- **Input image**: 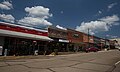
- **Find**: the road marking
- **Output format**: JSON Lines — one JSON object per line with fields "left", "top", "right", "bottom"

{"left": 115, "top": 61, "right": 120, "bottom": 66}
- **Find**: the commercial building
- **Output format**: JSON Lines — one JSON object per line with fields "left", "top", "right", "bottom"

{"left": 110, "top": 38, "right": 120, "bottom": 49}
{"left": 48, "top": 26, "right": 69, "bottom": 52}
{"left": 83, "top": 33, "right": 94, "bottom": 48}
{"left": 67, "top": 28, "right": 84, "bottom": 52}
{"left": 0, "top": 22, "right": 53, "bottom": 56}
{"left": 0, "top": 22, "right": 115, "bottom": 56}
{"left": 93, "top": 36, "right": 103, "bottom": 49}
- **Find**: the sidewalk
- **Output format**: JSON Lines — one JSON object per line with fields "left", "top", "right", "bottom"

{"left": 0, "top": 55, "right": 53, "bottom": 61}
{"left": 0, "top": 51, "right": 80, "bottom": 60}
{"left": 0, "top": 50, "right": 115, "bottom": 61}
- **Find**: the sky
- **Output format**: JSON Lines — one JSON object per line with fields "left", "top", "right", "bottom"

{"left": 0, "top": 0, "right": 120, "bottom": 39}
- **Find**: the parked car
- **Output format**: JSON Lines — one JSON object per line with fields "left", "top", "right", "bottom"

{"left": 118, "top": 48, "right": 120, "bottom": 51}
{"left": 85, "top": 47, "right": 100, "bottom": 52}
{"left": 116, "top": 46, "right": 120, "bottom": 51}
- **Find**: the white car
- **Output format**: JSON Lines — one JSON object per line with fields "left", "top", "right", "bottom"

{"left": 118, "top": 48, "right": 120, "bottom": 51}
{"left": 116, "top": 46, "right": 120, "bottom": 51}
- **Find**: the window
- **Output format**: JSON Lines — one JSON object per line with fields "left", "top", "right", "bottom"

{"left": 73, "top": 34, "right": 79, "bottom": 38}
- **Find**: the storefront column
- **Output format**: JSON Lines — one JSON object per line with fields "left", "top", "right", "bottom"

{"left": 44, "top": 42, "right": 48, "bottom": 55}
{"left": 0, "top": 36, "right": 5, "bottom": 56}
{"left": 66, "top": 43, "right": 69, "bottom": 52}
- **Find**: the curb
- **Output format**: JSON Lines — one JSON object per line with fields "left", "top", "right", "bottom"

{"left": 0, "top": 55, "right": 51, "bottom": 61}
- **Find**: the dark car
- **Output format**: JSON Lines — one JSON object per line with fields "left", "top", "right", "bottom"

{"left": 85, "top": 47, "right": 100, "bottom": 52}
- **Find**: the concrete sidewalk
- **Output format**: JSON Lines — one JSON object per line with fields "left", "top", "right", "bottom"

{"left": 0, "top": 55, "right": 53, "bottom": 61}
{"left": 0, "top": 52, "right": 78, "bottom": 60}
{"left": 0, "top": 50, "right": 116, "bottom": 61}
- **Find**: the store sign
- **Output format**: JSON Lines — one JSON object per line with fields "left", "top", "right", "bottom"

{"left": 48, "top": 28, "right": 67, "bottom": 39}
{"left": 0, "top": 46, "right": 3, "bottom": 55}
{"left": 59, "top": 39, "right": 69, "bottom": 43}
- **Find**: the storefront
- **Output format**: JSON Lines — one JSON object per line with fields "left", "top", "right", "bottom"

{"left": 83, "top": 33, "right": 94, "bottom": 48}
{"left": 110, "top": 38, "right": 120, "bottom": 49}
{"left": 48, "top": 26, "right": 69, "bottom": 52}
{"left": 93, "top": 36, "right": 102, "bottom": 49}
{"left": 67, "top": 28, "right": 84, "bottom": 52}
{"left": 0, "top": 22, "right": 53, "bottom": 56}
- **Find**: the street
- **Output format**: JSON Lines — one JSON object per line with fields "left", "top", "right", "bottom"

{"left": 0, "top": 50, "right": 120, "bottom": 72}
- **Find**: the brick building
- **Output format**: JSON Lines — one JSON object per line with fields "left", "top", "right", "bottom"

{"left": 48, "top": 26, "right": 69, "bottom": 52}
{"left": 67, "top": 28, "right": 84, "bottom": 52}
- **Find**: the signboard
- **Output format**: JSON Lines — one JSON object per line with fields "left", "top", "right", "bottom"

{"left": 48, "top": 28, "right": 67, "bottom": 39}
{"left": 0, "top": 46, "right": 3, "bottom": 55}
{"left": 59, "top": 39, "right": 69, "bottom": 43}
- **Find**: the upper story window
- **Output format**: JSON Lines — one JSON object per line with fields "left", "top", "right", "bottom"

{"left": 73, "top": 34, "right": 79, "bottom": 38}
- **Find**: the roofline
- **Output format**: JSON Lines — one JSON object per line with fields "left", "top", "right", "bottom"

{"left": 0, "top": 29, "right": 52, "bottom": 41}
{"left": 0, "top": 21, "right": 48, "bottom": 32}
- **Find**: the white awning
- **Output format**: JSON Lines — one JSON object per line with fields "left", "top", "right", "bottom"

{"left": 0, "top": 29, "right": 53, "bottom": 41}
{"left": 59, "top": 39, "right": 69, "bottom": 43}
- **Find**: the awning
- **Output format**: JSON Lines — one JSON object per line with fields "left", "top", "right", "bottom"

{"left": 0, "top": 29, "right": 53, "bottom": 41}
{"left": 59, "top": 39, "right": 69, "bottom": 43}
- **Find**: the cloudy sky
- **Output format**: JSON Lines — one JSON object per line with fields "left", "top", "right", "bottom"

{"left": 0, "top": 0, "right": 120, "bottom": 38}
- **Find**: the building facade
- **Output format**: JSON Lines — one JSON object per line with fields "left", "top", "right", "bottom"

{"left": 67, "top": 28, "right": 84, "bottom": 52}
{"left": 0, "top": 22, "right": 115, "bottom": 56}
{"left": 110, "top": 38, "right": 120, "bottom": 49}
{"left": 83, "top": 33, "right": 94, "bottom": 48}
{"left": 48, "top": 26, "right": 69, "bottom": 52}
{"left": 0, "top": 22, "right": 52, "bottom": 56}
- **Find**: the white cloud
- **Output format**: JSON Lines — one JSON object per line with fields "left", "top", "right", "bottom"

{"left": 99, "top": 15, "right": 119, "bottom": 25}
{"left": 95, "top": 10, "right": 102, "bottom": 16}
{"left": 108, "top": 3, "right": 117, "bottom": 10}
{"left": 98, "top": 11, "right": 102, "bottom": 14}
{"left": 0, "top": 14, "right": 15, "bottom": 23}
{"left": 111, "top": 35, "right": 118, "bottom": 38}
{"left": 106, "top": 34, "right": 110, "bottom": 37}
{"left": 25, "top": 6, "right": 52, "bottom": 19}
{"left": 76, "top": 15, "right": 119, "bottom": 35}
{"left": 0, "top": 1, "right": 13, "bottom": 10}
{"left": 60, "top": 11, "right": 64, "bottom": 14}
{"left": 18, "top": 6, "right": 53, "bottom": 26}
{"left": 56, "top": 25, "right": 67, "bottom": 30}
{"left": 18, "top": 17, "right": 52, "bottom": 26}
{"left": 107, "top": 34, "right": 118, "bottom": 38}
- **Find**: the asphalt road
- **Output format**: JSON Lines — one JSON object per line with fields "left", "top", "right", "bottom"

{"left": 0, "top": 50, "right": 120, "bottom": 72}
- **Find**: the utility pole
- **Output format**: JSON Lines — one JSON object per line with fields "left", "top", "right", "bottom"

{"left": 88, "top": 28, "right": 90, "bottom": 47}
{"left": 105, "top": 37, "right": 106, "bottom": 47}
{"left": 105, "top": 35, "right": 108, "bottom": 48}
